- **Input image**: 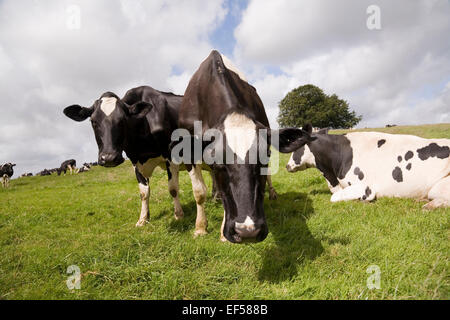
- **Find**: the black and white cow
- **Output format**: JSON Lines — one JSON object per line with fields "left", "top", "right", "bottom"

{"left": 1, "top": 163, "right": 16, "bottom": 188}
{"left": 57, "top": 159, "right": 77, "bottom": 176}
{"left": 286, "top": 124, "right": 450, "bottom": 209}
{"left": 38, "top": 169, "right": 52, "bottom": 176}
{"left": 20, "top": 173, "right": 33, "bottom": 178}
{"left": 77, "top": 163, "right": 91, "bottom": 173}
{"left": 64, "top": 86, "right": 190, "bottom": 227}
{"left": 173, "top": 51, "right": 313, "bottom": 243}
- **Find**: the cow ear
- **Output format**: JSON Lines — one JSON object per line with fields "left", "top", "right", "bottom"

{"left": 272, "top": 127, "right": 317, "bottom": 153}
{"left": 128, "top": 101, "right": 153, "bottom": 118}
{"left": 64, "top": 105, "right": 93, "bottom": 122}
{"left": 12, "top": 164, "right": 16, "bottom": 167}
{"left": 302, "top": 123, "right": 313, "bottom": 134}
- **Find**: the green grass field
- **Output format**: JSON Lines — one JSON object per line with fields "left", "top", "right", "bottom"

{"left": 1, "top": 124, "right": 449, "bottom": 300}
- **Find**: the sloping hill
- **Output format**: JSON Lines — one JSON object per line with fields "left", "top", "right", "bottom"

{"left": 0, "top": 124, "right": 448, "bottom": 299}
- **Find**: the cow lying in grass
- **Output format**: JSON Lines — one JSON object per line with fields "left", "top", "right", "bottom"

{"left": 77, "top": 163, "right": 91, "bottom": 173}
{"left": 1, "top": 163, "right": 16, "bottom": 188}
{"left": 286, "top": 124, "right": 450, "bottom": 209}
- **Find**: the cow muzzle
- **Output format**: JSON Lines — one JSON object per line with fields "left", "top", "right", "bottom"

{"left": 225, "top": 216, "right": 268, "bottom": 243}
{"left": 98, "top": 153, "right": 124, "bottom": 167}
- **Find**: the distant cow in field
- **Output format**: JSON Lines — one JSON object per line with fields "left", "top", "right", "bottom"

{"left": 20, "top": 173, "right": 33, "bottom": 177}
{"left": 1, "top": 163, "right": 16, "bottom": 188}
{"left": 77, "top": 163, "right": 91, "bottom": 173}
{"left": 38, "top": 169, "right": 52, "bottom": 176}
{"left": 57, "top": 159, "right": 77, "bottom": 176}
{"left": 286, "top": 124, "right": 450, "bottom": 209}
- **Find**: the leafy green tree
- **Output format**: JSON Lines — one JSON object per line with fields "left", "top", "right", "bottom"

{"left": 277, "top": 84, "right": 362, "bottom": 129}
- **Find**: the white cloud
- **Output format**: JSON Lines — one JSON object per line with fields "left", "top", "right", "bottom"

{"left": 0, "top": 0, "right": 226, "bottom": 176}
{"left": 234, "top": 0, "right": 450, "bottom": 128}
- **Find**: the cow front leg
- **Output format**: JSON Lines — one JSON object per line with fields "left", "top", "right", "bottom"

{"left": 330, "top": 184, "right": 374, "bottom": 203}
{"left": 167, "top": 162, "right": 184, "bottom": 220}
{"left": 220, "top": 212, "right": 228, "bottom": 242}
{"left": 1, "top": 175, "right": 7, "bottom": 188}
{"left": 188, "top": 165, "right": 208, "bottom": 237}
{"left": 135, "top": 168, "right": 150, "bottom": 227}
{"left": 423, "top": 176, "right": 450, "bottom": 210}
{"left": 210, "top": 171, "right": 221, "bottom": 201}
{"left": 327, "top": 180, "right": 343, "bottom": 194}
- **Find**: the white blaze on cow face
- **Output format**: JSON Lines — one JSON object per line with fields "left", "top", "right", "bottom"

{"left": 224, "top": 112, "right": 256, "bottom": 162}
{"left": 100, "top": 97, "right": 117, "bottom": 116}
{"left": 220, "top": 54, "right": 248, "bottom": 83}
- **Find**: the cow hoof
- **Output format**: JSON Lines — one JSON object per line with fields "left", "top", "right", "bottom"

{"left": 220, "top": 235, "right": 229, "bottom": 243}
{"left": 135, "top": 220, "right": 149, "bottom": 227}
{"left": 193, "top": 229, "right": 208, "bottom": 238}
{"left": 174, "top": 211, "right": 184, "bottom": 221}
{"left": 269, "top": 189, "right": 278, "bottom": 200}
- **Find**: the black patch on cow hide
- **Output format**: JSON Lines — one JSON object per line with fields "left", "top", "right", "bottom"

{"left": 308, "top": 134, "right": 353, "bottom": 188}
{"left": 406, "top": 163, "right": 412, "bottom": 171}
{"left": 398, "top": 156, "right": 402, "bottom": 162}
{"left": 417, "top": 143, "right": 450, "bottom": 160}
{"left": 392, "top": 167, "right": 403, "bottom": 183}
{"left": 135, "top": 167, "right": 148, "bottom": 186}
{"left": 405, "top": 151, "right": 414, "bottom": 161}
{"left": 377, "top": 139, "right": 386, "bottom": 148}
{"left": 348, "top": 182, "right": 351, "bottom": 186}
{"left": 292, "top": 147, "right": 305, "bottom": 165}
{"left": 354, "top": 167, "right": 364, "bottom": 180}
{"left": 166, "top": 161, "right": 172, "bottom": 181}
{"left": 365, "top": 187, "right": 372, "bottom": 197}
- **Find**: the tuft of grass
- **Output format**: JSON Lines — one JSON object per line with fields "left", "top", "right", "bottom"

{"left": 0, "top": 124, "right": 449, "bottom": 299}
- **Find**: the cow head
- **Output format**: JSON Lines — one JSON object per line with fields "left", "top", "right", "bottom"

{"left": 1, "top": 163, "right": 16, "bottom": 177}
{"left": 286, "top": 124, "right": 328, "bottom": 172}
{"left": 171, "top": 114, "right": 315, "bottom": 243}
{"left": 64, "top": 92, "right": 153, "bottom": 167}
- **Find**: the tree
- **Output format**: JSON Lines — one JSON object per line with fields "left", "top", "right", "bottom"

{"left": 277, "top": 84, "right": 362, "bottom": 129}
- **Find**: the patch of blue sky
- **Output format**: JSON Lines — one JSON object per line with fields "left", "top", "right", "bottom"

{"left": 210, "top": 0, "right": 249, "bottom": 57}
{"left": 410, "top": 76, "right": 450, "bottom": 102}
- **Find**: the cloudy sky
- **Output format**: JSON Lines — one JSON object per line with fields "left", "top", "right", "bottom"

{"left": 1, "top": 0, "right": 449, "bottom": 176}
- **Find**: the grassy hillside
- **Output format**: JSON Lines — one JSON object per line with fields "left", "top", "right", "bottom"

{"left": 332, "top": 123, "right": 450, "bottom": 139}
{"left": 0, "top": 124, "right": 449, "bottom": 299}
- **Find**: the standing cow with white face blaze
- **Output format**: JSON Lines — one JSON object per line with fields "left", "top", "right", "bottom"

{"left": 64, "top": 86, "right": 189, "bottom": 226}
{"left": 286, "top": 124, "right": 450, "bottom": 209}
{"left": 173, "top": 51, "right": 314, "bottom": 243}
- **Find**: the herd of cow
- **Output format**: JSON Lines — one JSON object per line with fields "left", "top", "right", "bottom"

{"left": 0, "top": 160, "right": 98, "bottom": 187}
{"left": 35, "top": 160, "right": 98, "bottom": 177}
{"left": 3, "top": 50, "right": 450, "bottom": 244}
